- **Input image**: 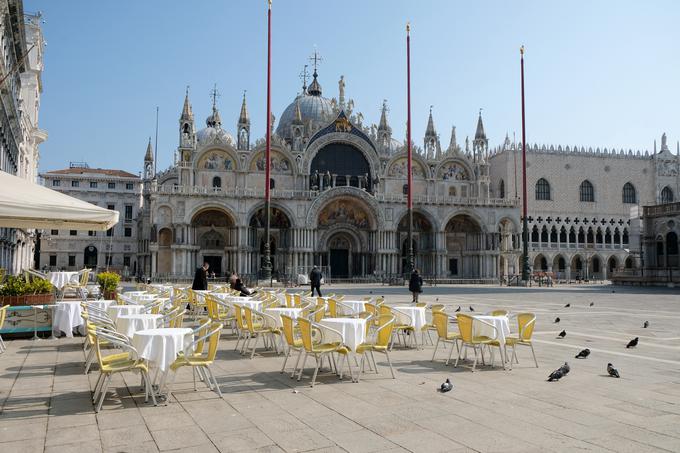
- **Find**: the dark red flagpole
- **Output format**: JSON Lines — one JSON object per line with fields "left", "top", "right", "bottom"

{"left": 261, "top": 0, "right": 273, "bottom": 281}
{"left": 406, "top": 22, "right": 414, "bottom": 275}
{"left": 520, "top": 45, "right": 529, "bottom": 283}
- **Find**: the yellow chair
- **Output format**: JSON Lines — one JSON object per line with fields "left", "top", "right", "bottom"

{"left": 169, "top": 322, "right": 224, "bottom": 397}
{"left": 327, "top": 298, "right": 340, "bottom": 318}
{"left": 0, "top": 305, "right": 8, "bottom": 353}
{"left": 91, "top": 328, "right": 156, "bottom": 412}
{"left": 505, "top": 313, "right": 538, "bottom": 369}
{"left": 355, "top": 314, "right": 396, "bottom": 381}
{"left": 243, "top": 307, "right": 278, "bottom": 359}
{"left": 296, "top": 318, "right": 353, "bottom": 387}
{"left": 205, "top": 294, "right": 236, "bottom": 332}
{"left": 455, "top": 314, "right": 502, "bottom": 371}
{"left": 430, "top": 311, "right": 461, "bottom": 365}
{"left": 280, "top": 314, "right": 304, "bottom": 377}
{"left": 421, "top": 304, "right": 445, "bottom": 345}
{"left": 490, "top": 309, "right": 508, "bottom": 316}
{"left": 390, "top": 306, "right": 417, "bottom": 349}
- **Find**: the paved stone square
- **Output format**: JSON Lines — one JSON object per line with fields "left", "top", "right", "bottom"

{"left": 1, "top": 284, "right": 679, "bottom": 453}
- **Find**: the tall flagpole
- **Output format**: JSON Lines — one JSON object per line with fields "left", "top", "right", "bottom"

{"left": 520, "top": 46, "right": 530, "bottom": 283}
{"left": 261, "top": 0, "right": 273, "bottom": 281}
{"left": 406, "top": 22, "right": 414, "bottom": 276}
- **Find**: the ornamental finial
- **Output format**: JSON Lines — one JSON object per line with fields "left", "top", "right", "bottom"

{"left": 406, "top": 22, "right": 410, "bottom": 33}
{"left": 520, "top": 45, "right": 524, "bottom": 55}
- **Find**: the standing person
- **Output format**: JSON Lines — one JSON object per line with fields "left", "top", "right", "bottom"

{"left": 192, "top": 262, "right": 209, "bottom": 291}
{"left": 409, "top": 268, "right": 423, "bottom": 303}
{"left": 309, "top": 265, "right": 323, "bottom": 297}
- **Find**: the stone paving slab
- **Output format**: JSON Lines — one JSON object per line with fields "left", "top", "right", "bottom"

{"left": 1, "top": 284, "right": 679, "bottom": 452}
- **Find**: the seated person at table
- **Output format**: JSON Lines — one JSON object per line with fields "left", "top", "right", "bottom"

{"left": 192, "top": 262, "right": 209, "bottom": 290}
{"left": 230, "top": 272, "right": 254, "bottom": 297}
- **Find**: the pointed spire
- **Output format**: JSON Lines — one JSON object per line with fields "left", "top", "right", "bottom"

{"left": 378, "top": 99, "right": 390, "bottom": 131}
{"left": 448, "top": 125, "right": 458, "bottom": 152}
{"left": 475, "top": 109, "right": 486, "bottom": 140}
{"left": 293, "top": 97, "right": 303, "bottom": 125}
{"left": 238, "top": 91, "right": 250, "bottom": 125}
{"left": 180, "top": 86, "right": 193, "bottom": 120}
{"left": 308, "top": 70, "right": 322, "bottom": 96}
{"left": 144, "top": 137, "right": 154, "bottom": 162}
{"left": 425, "top": 106, "right": 436, "bottom": 137}
{"left": 206, "top": 84, "right": 222, "bottom": 127}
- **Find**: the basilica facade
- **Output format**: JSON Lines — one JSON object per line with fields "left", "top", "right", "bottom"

{"left": 137, "top": 70, "right": 520, "bottom": 280}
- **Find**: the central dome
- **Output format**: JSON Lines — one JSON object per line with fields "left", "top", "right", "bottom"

{"left": 276, "top": 74, "right": 334, "bottom": 141}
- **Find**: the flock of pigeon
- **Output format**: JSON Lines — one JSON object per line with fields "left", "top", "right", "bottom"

{"left": 548, "top": 301, "right": 645, "bottom": 381}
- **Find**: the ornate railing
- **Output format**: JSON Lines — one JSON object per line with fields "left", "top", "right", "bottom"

{"left": 643, "top": 202, "right": 680, "bottom": 218}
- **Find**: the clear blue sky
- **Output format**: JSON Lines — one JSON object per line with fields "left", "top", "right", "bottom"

{"left": 31, "top": 0, "right": 680, "bottom": 174}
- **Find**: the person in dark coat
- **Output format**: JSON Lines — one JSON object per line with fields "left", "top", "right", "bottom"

{"left": 309, "top": 265, "right": 323, "bottom": 296}
{"left": 409, "top": 269, "right": 423, "bottom": 303}
{"left": 230, "top": 272, "right": 252, "bottom": 297}
{"left": 192, "top": 262, "right": 209, "bottom": 290}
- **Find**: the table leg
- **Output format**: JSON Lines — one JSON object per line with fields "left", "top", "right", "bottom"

{"left": 32, "top": 306, "right": 41, "bottom": 341}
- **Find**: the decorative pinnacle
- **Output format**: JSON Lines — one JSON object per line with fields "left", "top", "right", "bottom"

{"left": 406, "top": 22, "right": 410, "bottom": 34}
{"left": 268, "top": 0, "right": 271, "bottom": 9}
{"left": 520, "top": 45, "right": 524, "bottom": 56}
{"left": 309, "top": 47, "right": 322, "bottom": 75}
{"left": 299, "top": 64, "right": 309, "bottom": 92}
{"left": 209, "top": 84, "right": 220, "bottom": 110}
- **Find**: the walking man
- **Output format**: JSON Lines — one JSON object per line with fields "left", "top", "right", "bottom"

{"left": 309, "top": 265, "right": 323, "bottom": 297}
{"left": 409, "top": 268, "right": 423, "bottom": 303}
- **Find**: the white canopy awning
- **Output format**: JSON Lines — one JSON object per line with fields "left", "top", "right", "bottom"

{"left": 0, "top": 171, "right": 119, "bottom": 231}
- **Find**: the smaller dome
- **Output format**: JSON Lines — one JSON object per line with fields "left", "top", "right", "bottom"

{"left": 196, "top": 126, "right": 234, "bottom": 147}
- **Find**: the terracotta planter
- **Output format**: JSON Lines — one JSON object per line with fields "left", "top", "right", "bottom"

{"left": 0, "top": 293, "right": 54, "bottom": 306}
{"left": 104, "top": 290, "right": 117, "bottom": 300}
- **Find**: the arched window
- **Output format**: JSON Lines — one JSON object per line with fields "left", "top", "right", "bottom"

{"left": 531, "top": 225, "right": 539, "bottom": 243}
{"left": 550, "top": 226, "right": 558, "bottom": 243}
{"left": 667, "top": 232, "right": 679, "bottom": 256}
{"left": 661, "top": 186, "right": 674, "bottom": 204}
{"left": 448, "top": 186, "right": 457, "bottom": 197}
{"left": 212, "top": 176, "right": 221, "bottom": 188}
{"left": 613, "top": 228, "right": 621, "bottom": 244}
{"left": 270, "top": 178, "right": 275, "bottom": 189}
{"left": 540, "top": 226, "right": 549, "bottom": 243}
{"left": 580, "top": 180, "right": 594, "bottom": 202}
{"left": 596, "top": 228, "right": 603, "bottom": 244}
{"left": 559, "top": 227, "right": 567, "bottom": 243}
{"left": 623, "top": 228, "right": 629, "bottom": 245}
{"left": 499, "top": 179, "right": 505, "bottom": 199}
{"left": 535, "top": 178, "right": 550, "bottom": 200}
{"left": 568, "top": 227, "right": 576, "bottom": 243}
{"left": 622, "top": 182, "right": 636, "bottom": 204}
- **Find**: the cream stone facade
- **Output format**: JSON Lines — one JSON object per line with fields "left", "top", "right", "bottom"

{"left": 0, "top": 2, "right": 47, "bottom": 274}
{"left": 489, "top": 133, "right": 679, "bottom": 280}
{"left": 138, "top": 71, "right": 519, "bottom": 281}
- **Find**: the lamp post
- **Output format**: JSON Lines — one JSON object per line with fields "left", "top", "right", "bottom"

{"left": 405, "top": 22, "right": 414, "bottom": 277}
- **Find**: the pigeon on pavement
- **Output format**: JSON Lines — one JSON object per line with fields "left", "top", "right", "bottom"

{"left": 607, "top": 363, "right": 620, "bottom": 378}
{"left": 558, "top": 330, "right": 567, "bottom": 338}
{"left": 589, "top": 302, "right": 594, "bottom": 307}
{"left": 575, "top": 348, "right": 590, "bottom": 359}
{"left": 547, "top": 363, "right": 570, "bottom": 382}
{"left": 643, "top": 321, "right": 649, "bottom": 328}
{"left": 469, "top": 306, "right": 475, "bottom": 312}
{"left": 455, "top": 306, "right": 461, "bottom": 312}
{"left": 564, "top": 303, "right": 571, "bottom": 308}
{"left": 554, "top": 317, "right": 560, "bottom": 323}
{"left": 626, "top": 337, "right": 639, "bottom": 348}
{"left": 438, "top": 378, "right": 453, "bottom": 393}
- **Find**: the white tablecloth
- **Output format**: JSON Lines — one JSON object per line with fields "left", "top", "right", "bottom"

{"left": 116, "top": 314, "right": 163, "bottom": 338}
{"left": 229, "top": 299, "right": 262, "bottom": 311}
{"left": 132, "top": 328, "right": 193, "bottom": 372}
{"left": 339, "top": 300, "right": 366, "bottom": 315}
{"left": 212, "top": 293, "right": 254, "bottom": 303}
{"left": 85, "top": 300, "right": 115, "bottom": 312}
{"left": 107, "top": 304, "right": 144, "bottom": 321}
{"left": 391, "top": 306, "right": 427, "bottom": 331}
{"left": 319, "top": 318, "right": 367, "bottom": 352}
{"left": 47, "top": 271, "right": 80, "bottom": 290}
{"left": 472, "top": 315, "right": 510, "bottom": 345}
{"left": 52, "top": 301, "right": 84, "bottom": 337}
{"left": 264, "top": 307, "right": 304, "bottom": 328}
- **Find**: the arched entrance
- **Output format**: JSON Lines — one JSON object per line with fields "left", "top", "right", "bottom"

{"left": 191, "top": 208, "right": 236, "bottom": 277}
{"left": 533, "top": 254, "right": 547, "bottom": 272}
{"left": 84, "top": 245, "right": 97, "bottom": 269}
{"left": 249, "top": 206, "right": 291, "bottom": 277}
{"left": 445, "top": 214, "right": 490, "bottom": 278}
{"left": 316, "top": 196, "right": 375, "bottom": 278}
{"left": 310, "top": 142, "right": 372, "bottom": 191}
{"left": 571, "top": 255, "right": 583, "bottom": 279}
{"left": 553, "top": 255, "right": 566, "bottom": 273}
{"left": 607, "top": 256, "right": 618, "bottom": 274}
{"left": 397, "top": 212, "right": 434, "bottom": 274}
{"left": 592, "top": 256, "right": 602, "bottom": 280}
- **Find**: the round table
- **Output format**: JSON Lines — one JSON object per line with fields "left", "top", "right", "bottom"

{"left": 52, "top": 301, "right": 84, "bottom": 337}
{"left": 264, "top": 307, "right": 304, "bottom": 328}
{"left": 230, "top": 299, "right": 262, "bottom": 311}
{"left": 132, "top": 328, "right": 194, "bottom": 372}
{"left": 47, "top": 271, "right": 81, "bottom": 290}
{"left": 339, "top": 300, "right": 366, "bottom": 315}
{"left": 391, "top": 306, "right": 427, "bottom": 331}
{"left": 319, "top": 318, "right": 367, "bottom": 352}
{"left": 472, "top": 315, "right": 510, "bottom": 346}
{"left": 116, "top": 314, "right": 163, "bottom": 338}
{"left": 85, "top": 300, "right": 115, "bottom": 312}
{"left": 107, "top": 304, "right": 144, "bottom": 321}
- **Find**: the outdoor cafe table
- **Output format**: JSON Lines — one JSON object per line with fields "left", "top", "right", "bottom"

{"left": 46, "top": 271, "right": 81, "bottom": 290}
{"left": 264, "top": 307, "right": 304, "bottom": 328}
{"left": 472, "top": 314, "right": 510, "bottom": 347}
{"left": 132, "top": 327, "right": 194, "bottom": 393}
{"left": 319, "top": 317, "right": 367, "bottom": 352}
{"left": 116, "top": 313, "right": 163, "bottom": 338}
{"left": 107, "top": 304, "right": 144, "bottom": 322}
{"left": 85, "top": 299, "right": 115, "bottom": 312}
{"left": 52, "top": 300, "right": 84, "bottom": 337}
{"left": 391, "top": 305, "right": 427, "bottom": 331}
{"left": 339, "top": 300, "right": 366, "bottom": 315}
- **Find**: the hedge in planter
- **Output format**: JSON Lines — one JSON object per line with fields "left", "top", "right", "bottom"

{"left": 0, "top": 276, "right": 55, "bottom": 306}
{"left": 97, "top": 272, "right": 121, "bottom": 299}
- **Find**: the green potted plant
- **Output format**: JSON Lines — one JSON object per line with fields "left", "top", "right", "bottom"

{"left": 97, "top": 271, "right": 121, "bottom": 300}
{"left": 0, "top": 275, "right": 54, "bottom": 305}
